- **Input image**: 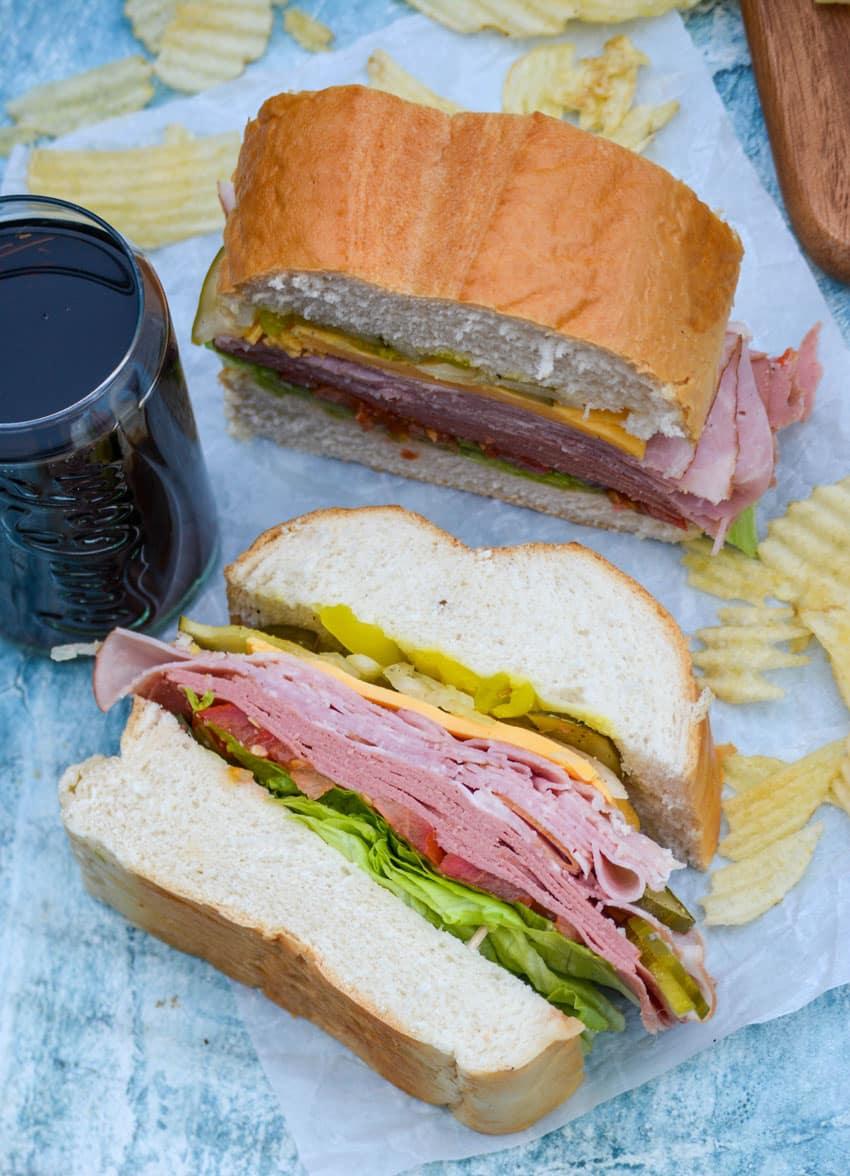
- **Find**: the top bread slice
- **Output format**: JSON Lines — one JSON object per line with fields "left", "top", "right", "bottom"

{"left": 225, "top": 507, "right": 721, "bottom": 868}
{"left": 59, "top": 698, "right": 584, "bottom": 1133}
{"left": 219, "top": 85, "right": 742, "bottom": 442}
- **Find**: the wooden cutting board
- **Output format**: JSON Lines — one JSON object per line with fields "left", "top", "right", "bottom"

{"left": 741, "top": 0, "right": 850, "bottom": 284}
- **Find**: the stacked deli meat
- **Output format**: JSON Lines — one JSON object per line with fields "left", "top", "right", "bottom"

{"left": 216, "top": 324, "right": 820, "bottom": 544}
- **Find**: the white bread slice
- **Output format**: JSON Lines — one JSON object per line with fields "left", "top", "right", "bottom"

{"left": 59, "top": 699, "right": 584, "bottom": 1133}
{"left": 225, "top": 507, "right": 721, "bottom": 868}
{"left": 222, "top": 366, "right": 696, "bottom": 544}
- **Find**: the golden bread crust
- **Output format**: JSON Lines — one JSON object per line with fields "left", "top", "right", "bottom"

{"left": 222, "top": 86, "right": 743, "bottom": 438}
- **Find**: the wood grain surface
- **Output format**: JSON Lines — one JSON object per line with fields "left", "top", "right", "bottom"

{"left": 741, "top": 0, "right": 850, "bottom": 283}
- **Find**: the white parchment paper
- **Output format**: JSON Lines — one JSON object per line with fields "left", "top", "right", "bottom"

{"left": 7, "top": 12, "right": 850, "bottom": 1174}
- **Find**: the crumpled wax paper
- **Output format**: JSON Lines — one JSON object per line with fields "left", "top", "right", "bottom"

{"left": 7, "top": 11, "right": 850, "bottom": 1174}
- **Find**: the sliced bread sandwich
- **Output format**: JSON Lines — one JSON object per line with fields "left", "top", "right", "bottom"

{"left": 225, "top": 506, "right": 721, "bottom": 868}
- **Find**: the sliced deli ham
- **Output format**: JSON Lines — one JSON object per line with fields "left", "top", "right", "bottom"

{"left": 795, "top": 325, "right": 822, "bottom": 421}
{"left": 673, "top": 338, "right": 741, "bottom": 503}
{"left": 642, "top": 432, "right": 695, "bottom": 481}
{"left": 730, "top": 340, "right": 775, "bottom": 500}
{"left": 437, "top": 854, "right": 535, "bottom": 904}
{"left": 93, "top": 628, "right": 193, "bottom": 711}
{"left": 95, "top": 632, "right": 710, "bottom": 1031}
{"left": 216, "top": 322, "right": 821, "bottom": 543}
{"left": 752, "top": 323, "right": 822, "bottom": 429}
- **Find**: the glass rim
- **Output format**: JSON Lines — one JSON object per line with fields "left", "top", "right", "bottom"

{"left": 0, "top": 193, "right": 145, "bottom": 434}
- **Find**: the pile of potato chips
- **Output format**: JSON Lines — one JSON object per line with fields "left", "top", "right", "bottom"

{"left": 403, "top": 0, "right": 697, "bottom": 37}
{"left": 686, "top": 476, "right": 850, "bottom": 707}
{"left": 502, "top": 34, "right": 678, "bottom": 151}
{"left": 6, "top": 56, "right": 156, "bottom": 137}
{"left": 2, "top": 2, "right": 279, "bottom": 147}
{"left": 153, "top": 1, "right": 274, "bottom": 93}
{"left": 1, "top": 0, "right": 691, "bottom": 155}
{"left": 128, "top": 0, "right": 331, "bottom": 87}
{"left": 28, "top": 125, "right": 240, "bottom": 250}
{"left": 702, "top": 741, "right": 847, "bottom": 925}
{"left": 3, "top": 0, "right": 340, "bottom": 248}
{"left": 686, "top": 476, "right": 850, "bottom": 924}
{"left": 367, "top": 34, "right": 679, "bottom": 153}
{"left": 691, "top": 604, "right": 810, "bottom": 704}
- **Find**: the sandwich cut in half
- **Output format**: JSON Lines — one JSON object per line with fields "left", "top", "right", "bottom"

{"left": 61, "top": 510, "right": 717, "bottom": 1132}
{"left": 196, "top": 85, "right": 822, "bottom": 552}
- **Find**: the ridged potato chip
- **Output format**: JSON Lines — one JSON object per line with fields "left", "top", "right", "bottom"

{"left": 284, "top": 8, "right": 334, "bottom": 51}
{"left": 797, "top": 607, "right": 850, "bottom": 710}
{"left": 715, "top": 741, "right": 737, "bottom": 764}
{"left": 605, "top": 100, "right": 678, "bottom": 152}
{"left": 682, "top": 538, "right": 789, "bottom": 605}
{"left": 125, "top": 0, "right": 177, "bottom": 52}
{"left": 715, "top": 605, "right": 803, "bottom": 629}
{"left": 6, "top": 57, "right": 154, "bottom": 137}
{"left": 155, "top": 0, "right": 273, "bottom": 93}
{"left": 569, "top": 35, "right": 647, "bottom": 134}
{"left": 696, "top": 675, "right": 782, "bottom": 705}
{"left": 502, "top": 35, "right": 676, "bottom": 153}
{"left": 577, "top": 0, "right": 697, "bottom": 14}
{"left": 405, "top": 0, "right": 696, "bottom": 36}
{"left": 366, "top": 51, "right": 463, "bottom": 114}
{"left": 759, "top": 478, "right": 850, "bottom": 611}
{"left": 692, "top": 605, "right": 810, "bottom": 703}
{"left": 723, "top": 753, "right": 788, "bottom": 794}
{"left": 406, "top": 0, "right": 580, "bottom": 35}
{"left": 719, "top": 740, "right": 842, "bottom": 860}
{"left": 0, "top": 124, "right": 37, "bottom": 158}
{"left": 502, "top": 44, "right": 578, "bottom": 117}
{"left": 27, "top": 125, "right": 240, "bottom": 250}
{"left": 702, "top": 823, "right": 822, "bottom": 926}
{"left": 830, "top": 742, "right": 850, "bottom": 817}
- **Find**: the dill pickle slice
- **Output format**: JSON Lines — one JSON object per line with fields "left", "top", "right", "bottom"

{"left": 191, "top": 248, "right": 229, "bottom": 345}
{"left": 529, "top": 713, "right": 622, "bottom": 776}
{"left": 638, "top": 887, "right": 696, "bottom": 934}
{"left": 626, "top": 917, "right": 710, "bottom": 1020}
{"left": 178, "top": 617, "right": 302, "bottom": 655}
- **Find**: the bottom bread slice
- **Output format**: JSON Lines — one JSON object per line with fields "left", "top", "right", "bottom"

{"left": 221, "top": 367, "right": 695, "bottom": 543}
{"left": 59, "top": 699, "right": 585, "bottom": 1133}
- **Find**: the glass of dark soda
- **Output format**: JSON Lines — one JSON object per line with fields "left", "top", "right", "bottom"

{"left": 0, "top": 194, "right": 218, "bottom": 651}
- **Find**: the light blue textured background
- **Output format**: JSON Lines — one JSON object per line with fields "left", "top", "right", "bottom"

{"left": 1, "top": 3, "right": 849, "bottom": 1173}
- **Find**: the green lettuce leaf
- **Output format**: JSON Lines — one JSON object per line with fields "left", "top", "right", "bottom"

{"left": 724, "top": 505, "right": 759, "bottom": 557}
{"left": 454, "top": 440, "right": 602, "bottom": 495}
{"left": 203, "top": 721, "right": 634, "bottom": 1036}
{"left": 212, "top": 347, "right": 352, "bottom": 416}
